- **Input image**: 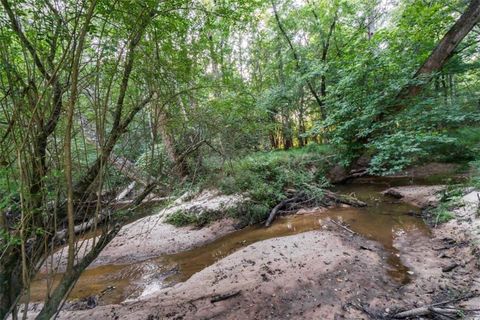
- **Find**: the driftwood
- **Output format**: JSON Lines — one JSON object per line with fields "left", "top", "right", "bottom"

{"left": 210, "top": 291, "right": 241, "bottom": 303}
{"left": 335, "top": 168, "right": 369, "bottom": 184}
{"left": 393, "top": 293, "right": 478, "bottom": 319}
{"left": 265, "top": 190, "right": 366, "bottom": 227}
{"left": 394, "top": 307, "right": 459, "bottom": 318}
{"left": 54, "top": 210, "right": 111, "bottom": 242}
{"left": 112, "top": 195, "right": 173, "bottom": 208}
{"left": 329, "top": 219, "right": 356, "bottom": 234}
{"left": 115, "top": 181, "right": 136, "bottom": 201}
{"left": 54, "top": 182, "right": 168, "bottom": 243}
{"left": 322, "top": 190, "right": 367, "bottom": 207}
{"left": 265, "top": 193, "right": 305, "bottom": 227}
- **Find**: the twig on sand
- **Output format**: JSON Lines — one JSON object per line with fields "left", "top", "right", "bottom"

{"left": 329, "top": 219, "right": 356, "bottom": 235}
{"left": 210, "top": 291, "right": 241, "bottom": 303}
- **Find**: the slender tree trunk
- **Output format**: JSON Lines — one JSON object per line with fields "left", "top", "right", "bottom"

{"left": 36, "top": 225, "right": 121, "bottom": 320}
{"left": 271, "top": 0, "right": 325, "bottom": 119}
{"left": 73, "top": 10, "right": 155, "bottom": 198}
{"left": 79, "top": 115, "right": 155, "bottom": 186}
{"left": 64, "top": 0, "right": 97, "bottom": 275}
{"left": 297, "top": 90, "right": 307, "bottom": 147}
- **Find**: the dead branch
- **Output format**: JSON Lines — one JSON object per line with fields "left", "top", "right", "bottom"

{"left": 265, "top": 193, "right": 305, "bottom": 227}
{"left": 265, "top": 189, "right": 366, "bottom": 227}
{"left": 329, "top": 219, "right": 356, "bottom": 234}
{"left": 393, "top": 293, "right": 478, "bottom": 319}
{"left": 322, "top": 189, "right": 367, "bottom": 207}
{"left": 114, "top": 181, "right": 137, "bottom": 201}
{"left": 54, "top": 210, "right": 110, "bottom": 243}
{"left": 210, "top": 291, "right": 241, "bottom": 303}
{"left": 335, "top": 168, "right": 369, "bottom": 184}
{"left": 394, "top": 306, "right": 459, "bottom": 318}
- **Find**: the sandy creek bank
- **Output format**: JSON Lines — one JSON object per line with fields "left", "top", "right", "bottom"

{"left": 28, "top": 170, "right": 480, "bottom": 319}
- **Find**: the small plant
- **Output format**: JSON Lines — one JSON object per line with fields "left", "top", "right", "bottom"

{"left": 165, "top": 209, "right": 222, "bottom": 227}
{"left": 430, "top": 185, "right": 464, "bottom": 225}
{"left": 433, "top": 204, "right": 455, "bottom": 224}
{"left": 165, "top": 210, "right": 199, "bottom": 227}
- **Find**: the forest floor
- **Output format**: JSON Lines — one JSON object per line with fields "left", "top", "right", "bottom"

{"left": 28, "top": 165, "right": 480, "bottom": 319}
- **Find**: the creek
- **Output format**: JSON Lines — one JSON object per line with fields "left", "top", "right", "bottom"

{"left": 30, "top": 175, "right": 452, "bottom": 305}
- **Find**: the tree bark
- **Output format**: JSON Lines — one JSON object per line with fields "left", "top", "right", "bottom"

{"left": 64, "top": 0, "right": 98, "bottom": 276}
{"left": 399, "top": 0, "right": 480, "bottom": 101}
{"left": 73, "top": 10, "right": 156, "bottom": 198}
{"left": 156, "top": 108, "right": 189, "bottom": 177}
{"left": 36, "top": 225, "right": 121, "bottom": 320}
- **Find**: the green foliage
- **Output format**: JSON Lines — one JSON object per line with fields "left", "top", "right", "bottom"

{"left": 210, "top": 144, "right": 332, "bottom": 224}
{"left": 135, "top": 144, "right": 169, "bottom": 178}
{"left": 433, "top": 204, "right": 455, "bottom": 224}
{"left": 368, "top": 131, "right": 457, "bottom": 175}
{"left": 165, "top": 209, "right": 222, "bottom": 228}
{"left": 0, "top": 229, "right": 21, "bottom": 252}
{"left": 430, "top": 185, "right": 465, "bottom": 225}
{"left": 165, "top": 210, "right": 199, "bottom": 227}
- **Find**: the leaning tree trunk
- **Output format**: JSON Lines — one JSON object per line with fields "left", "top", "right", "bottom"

{"left": 79, "top": 115, "right": 155, "bottom": 186}
{"left": 372, "top": 0, "right": 480, "bottom": 128}
{"left": 399, "top": 0, "right": 480, "bottom": 102}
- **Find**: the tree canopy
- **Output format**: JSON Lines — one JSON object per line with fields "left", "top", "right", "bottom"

{"left": 0, "top": 0, "right": 479, "bottom": 318}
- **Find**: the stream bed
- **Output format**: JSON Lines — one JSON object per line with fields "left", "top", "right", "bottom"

{"left": 30, "top": 176, "right": 450, "bottom": 306}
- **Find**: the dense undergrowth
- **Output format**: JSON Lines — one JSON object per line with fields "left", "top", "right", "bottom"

{"left": 166, "top": 143, "right": 334, "bottom": 226}
{"left": 166, "top": 126, "right": 480, "bottom": 227}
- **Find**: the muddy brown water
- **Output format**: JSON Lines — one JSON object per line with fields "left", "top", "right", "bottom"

{"left": 30, "top": 175, "right": 453, "bottom": 306}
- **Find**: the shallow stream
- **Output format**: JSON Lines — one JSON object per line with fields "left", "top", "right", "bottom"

{"left": 30, "top": 175, "right": 453, "bottom": 305}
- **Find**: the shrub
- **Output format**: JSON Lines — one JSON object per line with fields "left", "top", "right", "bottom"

{"left": 214, "top": 144, "right": 332, "bottom": 223}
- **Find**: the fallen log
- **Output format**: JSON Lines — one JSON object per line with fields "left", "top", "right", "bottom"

{"left": 335, "top": 168, "right": 369, "bottom": 184}
{"left": 115, "top": 181, "right": 136, "bottom": 201}
{"left": 265, "top": 190, "right": 366, "bottom": 227}
{"left": 54, "top": 210, "right": 111, "bottom": 243}
{"left": 54, "top": 183, "right": 168, "bottom": 243}
{"left": 265, "top": 193, "right": 304, "bottom": 227}
{"left": 111, "top": 195, "right": 173, "bottom": 208}
{"left": 322, "top": 190, "right": 367, "bottom": 207}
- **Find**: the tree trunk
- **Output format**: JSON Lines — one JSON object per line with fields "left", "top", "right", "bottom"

{"left": 78, "top": 115, "right": 154, "bottom": 186}
{"left": 36, "top": 225, "right": 121, "bottom": 320}
{"left": 73, "top": 10, "right": 155, "bottom": 198}
{"left": 156, "top": 108, "right": 189, "bottom": 177}
{"left": 271, "top": 0, "right": 325, "bottom": 119}
{"left": 373, "top": 0, "right": 480, "bottom": 127}
{"left": 400, "top": 0, "right": 480, "bottom": 100}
